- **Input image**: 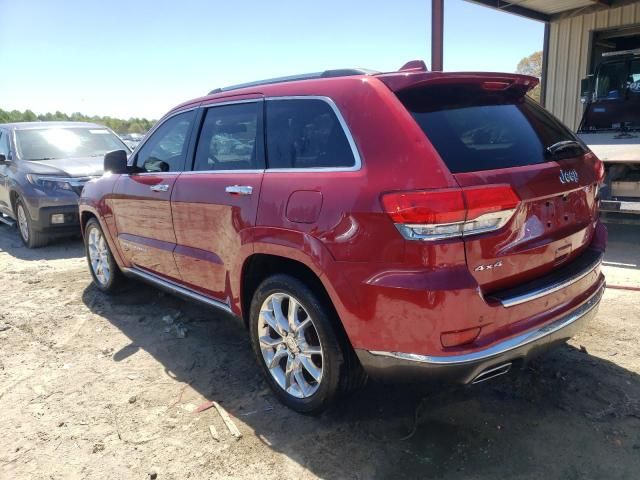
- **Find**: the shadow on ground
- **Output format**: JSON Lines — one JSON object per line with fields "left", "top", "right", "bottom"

{"left": 601, "top": 224, "right": 640, "bottom": 271}
{"left": 80, "top": 275, "right": 640, "bottom": 479}
{"left": 0, "top": 224, "right": 83, "bottom": 261}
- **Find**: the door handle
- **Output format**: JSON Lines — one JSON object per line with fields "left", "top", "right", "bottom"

{"left": 150, "top": 184, "right": 169, "bottom": 192}
{"left": 225, "top": 185, "right": 253, "bottom": 195}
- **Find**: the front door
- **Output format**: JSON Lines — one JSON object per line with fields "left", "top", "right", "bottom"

{"left": 0, "top": 129, "right": 13, "bottom": 216}
{"left": 111, "top": 109, "right": 196, "bottom": 280}
{"left": 171, "top": 99, "right": 264, "bottom": 301}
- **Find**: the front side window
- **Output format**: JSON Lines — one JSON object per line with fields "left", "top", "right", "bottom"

{"left": 194, "top": 102, "right": 262, "bottom": 171}
{"left": 136, "top": 110, "right": 195, "bottom": 173}
{"left": 265, "top": 98, "right": 355, "bottom": 169}
{"left": 0, "top": 130, "right": 9, "bottom": 157}
{"left": 15, "top": 127, "right": 128, "bottom": 161}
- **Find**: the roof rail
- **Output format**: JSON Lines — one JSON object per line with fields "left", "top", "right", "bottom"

{"left": 207, "top": 68, "right": 378, "bottom": 95}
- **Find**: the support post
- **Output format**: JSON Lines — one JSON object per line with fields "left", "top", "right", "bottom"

{"left": 540, "top": 21, "right": 550, "bottom": 107}
{"left": 431, "top": 0, "right": 444, "bottom": 71}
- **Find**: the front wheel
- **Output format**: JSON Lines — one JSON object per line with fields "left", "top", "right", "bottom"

{"left": 84, "top": 218, "right": 123, "bottom": 293}
{"left": 249, "top": 274, "right": 362, "bottom": 414}
{"left": 15, "top": 198, "right": 48, "bottom": 248}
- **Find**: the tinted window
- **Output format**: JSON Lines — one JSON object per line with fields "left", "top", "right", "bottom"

{"left": 398, "top": 85, "right": 582, "bottom": 174}
{"left": 194, "top": 102, "right": 262, "bottom": 171}
{"left": 595, "top": 61, "right": 627, "bottom": 99}
{"left": 266, "top": 99, "right": 355, "bottom": 169}
{"left": 15, "top": 127, "right": 127, "bottom": 161}
{"left": 629, "top": 60, "right": 640, "bottom": 95}
{"left": 0, "top": 130, "right": 9, "bottom": 157}
{"left": 136, "top": 110, "right": 195, "bottom": 172}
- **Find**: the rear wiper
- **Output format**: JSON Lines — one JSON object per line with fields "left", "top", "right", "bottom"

{"left": 546, "top": 140, "right": 585, "bottom": 156}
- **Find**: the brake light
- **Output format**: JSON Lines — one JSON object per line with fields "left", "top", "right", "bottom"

{"left": 381, "top": 190, "right": 465, "bottom": 224}
{"left": 381, "top": 185, "right": 520, "bottom": 241}
{"left": 481, "top": 81, "right": 511, "bottom": 91}
{"left": 464, "top": 185, "right": 520, "bottom": 220}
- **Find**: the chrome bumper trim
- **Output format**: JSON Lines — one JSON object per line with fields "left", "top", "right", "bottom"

{"left": 368, "top": 281, "right": 604, "bottom": 366}
{"left": 123, "top": 267, "right": 233, "bottom": 314}
{"left": 493, "top": 251, "right": 603, "bottom": 308}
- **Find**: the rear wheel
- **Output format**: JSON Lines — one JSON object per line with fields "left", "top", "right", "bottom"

{"left": 15, "top": 198, "right": 48, "bottom": 248}
{"left": 249, "top": 274, "right": 362, "bottom": 414}
{"left": 84, "top": 218, "right": 122, "bottom": 293}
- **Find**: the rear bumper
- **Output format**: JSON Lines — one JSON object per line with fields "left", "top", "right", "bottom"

{"left": 356, "top": 277, "right": 605, "bottom": 384}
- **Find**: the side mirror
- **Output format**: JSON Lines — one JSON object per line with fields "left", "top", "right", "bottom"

{"left": 580, "top": 75, "right": 594, "bottom": 103}
{"left": 0, "top": 154, "right": 7, "bottom": 165}
{"left": 104, "top": 150, "right": 129, "bottom": 174}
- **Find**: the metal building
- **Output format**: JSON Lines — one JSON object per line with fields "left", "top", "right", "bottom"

{"left": 431, "top": 1, "right": 640, "bottom": 129}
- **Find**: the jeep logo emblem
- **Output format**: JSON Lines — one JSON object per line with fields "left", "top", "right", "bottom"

{"left": 559, "top": 169, "right": 579, "bottom": 184}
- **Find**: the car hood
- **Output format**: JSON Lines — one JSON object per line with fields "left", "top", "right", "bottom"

{"left": 22, "top": 156, "right": 104, "bottom": 177}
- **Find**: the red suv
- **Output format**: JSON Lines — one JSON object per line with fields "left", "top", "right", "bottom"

{"left": 80, "top": 62, "right": 607, "bottom": 414}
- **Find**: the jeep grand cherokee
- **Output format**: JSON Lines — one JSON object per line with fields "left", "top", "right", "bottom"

{"left": 79, "top": 61, "right": 607, "bottom": 413}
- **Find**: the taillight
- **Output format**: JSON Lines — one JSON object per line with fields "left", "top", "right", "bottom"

{"left": 381, "top": 185, "right": 520, "bottom": 241}
{"left": 381, "top": 190, "right": 465, "bottom": 224}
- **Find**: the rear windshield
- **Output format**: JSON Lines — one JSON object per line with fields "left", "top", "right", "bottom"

{"left": 398, "top": 85, "right": 584, "bottom": 173}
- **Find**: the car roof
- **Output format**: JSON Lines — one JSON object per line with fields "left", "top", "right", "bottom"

{"left": 167, "top": 61, "right": 537, "bottom": 115}
{"left": 0, "top": 121, "right": 105, "bottom": 130}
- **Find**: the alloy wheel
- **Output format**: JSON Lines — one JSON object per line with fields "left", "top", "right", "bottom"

{"left": 258, "top": 292, "right": 324, "bottom": 398}
{"left": 87, "top": 226, "right": 111, "bottom": 286}
{"left": 17, "top": 204, "right": 29, "bottom": 242}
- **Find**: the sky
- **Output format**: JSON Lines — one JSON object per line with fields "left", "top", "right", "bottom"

{"left": 0, "top": 0, "right": 544, "bottom": 120}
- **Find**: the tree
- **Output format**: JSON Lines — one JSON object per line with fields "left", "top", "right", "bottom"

{"left": 516, "top": 51, "right": 542, "bottom": 103}
{"left": 0, "top": 108, "right": 156, "bottom": 134}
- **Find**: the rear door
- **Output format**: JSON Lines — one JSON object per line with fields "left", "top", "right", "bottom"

{"left": 111, "top": 109, "right": 196, "bottom": 280}
{"left": 397, "top": 82, "right": 601, "bottom": 293}
{"left": 171, "top": 98, "right": 264, "bottom": 300}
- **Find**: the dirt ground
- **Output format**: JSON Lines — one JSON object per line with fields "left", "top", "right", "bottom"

{"left": 0, "top": 223, "right": 638, "bottom": 480}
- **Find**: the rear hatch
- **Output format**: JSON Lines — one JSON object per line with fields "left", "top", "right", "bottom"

{"left": 387, "top": 73, "right": 603, "bottom": 293}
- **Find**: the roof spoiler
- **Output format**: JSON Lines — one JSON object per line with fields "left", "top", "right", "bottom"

{"left": 399, "top": 60, "right": 428, "bottom": 72}
{"left": 378, "top": 71, "right": 539, "bottom": 95}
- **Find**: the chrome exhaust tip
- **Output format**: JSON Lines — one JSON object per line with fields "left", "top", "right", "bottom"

{"left": 472, "top": 362, "right": 512, "bottom": 384}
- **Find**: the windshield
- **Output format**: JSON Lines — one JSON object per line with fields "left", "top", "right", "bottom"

{"left": 582, "top": 57, "right": 640, "bottom": 132}
{"left": 15, "top": 127, "right": 129, "bottom": 161}
{"left": 595, "top": 61, "right": 628, "bottom": 100}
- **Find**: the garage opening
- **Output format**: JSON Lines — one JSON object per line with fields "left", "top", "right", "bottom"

{"left": 590, "top": 24, "right": 640, "bottom": 71}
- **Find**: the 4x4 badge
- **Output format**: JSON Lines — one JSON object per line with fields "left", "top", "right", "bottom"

{"left": 559, "top": 169, "right": 579, "bottom": 184}
{"left": 474, "top": 260, "right": 503, "bottom": 272}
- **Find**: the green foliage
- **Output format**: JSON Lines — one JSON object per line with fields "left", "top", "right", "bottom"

{"left": 516, "top": 50, "right": 543, "bottom": 103}
{"left": 0, "top": 108, "right": 156, "bottom": 135}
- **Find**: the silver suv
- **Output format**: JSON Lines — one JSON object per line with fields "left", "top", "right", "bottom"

{"left": 0, "top": 122, "right": 130, "bottom": 247}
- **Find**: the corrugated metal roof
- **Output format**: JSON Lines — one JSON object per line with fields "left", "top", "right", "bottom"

{"left": 517, "top": 0, "right": 597, "bottom": 15}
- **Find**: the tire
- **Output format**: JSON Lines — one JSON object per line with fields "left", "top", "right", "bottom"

{"left": 15, "top": 198, "right": 48, "bottom": 248}
{"left": 84, "top": 217, "right": 123, "bottom": 293}
{"left": 249, "top": 274, "right": 364, "bottom": 414}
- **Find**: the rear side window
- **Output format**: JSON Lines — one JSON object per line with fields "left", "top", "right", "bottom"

{"left": 398, "top": 85, "right": 583, "bottom": 174}
{"left": 194, "top": 102, "right": 263, "bottom": 171}
{"left": 266, "top": 98, "right": 355, "bottom": 169}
